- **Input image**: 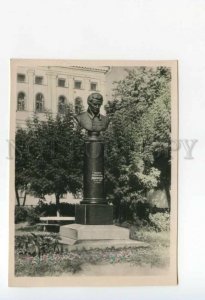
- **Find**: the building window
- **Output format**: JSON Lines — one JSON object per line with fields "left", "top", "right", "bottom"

{"left": 17, "top": 92, "right": 26, "bottom": 111}
{"left": 35, "top": 76, "right": 43, "bottom": 85}
{"left": 58, "top": 96, "right": 67, "bottom": 114}
{"left": 35, "top": 93, "right": 44, "bottom": 112}
{"left": 74, "top": 80, "right": 82, "bottom": 89}
{"left": 17, "top": 74, "right": 26, "bottom": 83}
{"left": 75, "top": 97, "right": 83, "bottom": 114}
{"left": 58, "top": 78, "right": 66, "bottom": 87}
{"left": 90, "top": 82, "right": 97, "bottom": 91}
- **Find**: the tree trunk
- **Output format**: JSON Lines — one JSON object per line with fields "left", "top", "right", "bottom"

{"left": 55, "top": 194, "right": 60, "bottom": 216}
{"left": 165, "top": 185, "right": 171, "bottom": 210}
{"left": 119, "top": 201, "right": 122, "bottom": 224}
{"left": 15, "top": 187, "right": 20, "bottom": 206}
{"left": 23, "top": 192, "right": 27, "bottom": 206}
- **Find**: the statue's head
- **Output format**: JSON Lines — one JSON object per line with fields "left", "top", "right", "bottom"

{"left": 87, "top": 93, "right": 103, "bottom": 116}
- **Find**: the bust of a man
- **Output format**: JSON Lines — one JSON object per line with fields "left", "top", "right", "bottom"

{"left": 75, "top": 93, "right": 109, "bottom": 132}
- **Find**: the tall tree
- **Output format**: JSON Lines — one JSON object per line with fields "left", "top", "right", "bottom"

{"left": 15, "top": 105, "right": 85, "bottom": 212}
{"left": 104, "top": 67, "right": 171, "bottom": 220}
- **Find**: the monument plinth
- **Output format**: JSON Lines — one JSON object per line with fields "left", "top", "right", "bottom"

{"left": 75, "top": 131, "right": 113, "bottom": 225}
{"left": 82, "top": 132, "right": 105, "bottom": 205}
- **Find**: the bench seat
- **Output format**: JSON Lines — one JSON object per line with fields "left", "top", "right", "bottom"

{"left": 37, "top": 216, "right": 75, "bottom": 233}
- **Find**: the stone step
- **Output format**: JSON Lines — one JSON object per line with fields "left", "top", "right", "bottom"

{"left": 59, "top": 224, "right": 130, "bottom": 241}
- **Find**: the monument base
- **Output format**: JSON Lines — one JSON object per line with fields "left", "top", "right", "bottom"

{"left": 60, "top": 224, "right": 130, "bottom": 245}
{"left": 75, "top": 204, "right": 113, "bottom": 225}
{"left": 59, "top": 224, "right": 149, "bottom": 249}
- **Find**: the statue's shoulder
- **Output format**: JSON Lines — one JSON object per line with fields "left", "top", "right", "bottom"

{"left": 100, "top": 114, "right": 110, "bottom": 124}
{"left": 75, "top": 111, "right": 88, "bottom": 122}
{"left": 79, "top": 111, "right": 88, "bottom": 117}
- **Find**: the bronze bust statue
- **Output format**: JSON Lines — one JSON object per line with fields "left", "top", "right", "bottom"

{"left": 75, "top": 93, "right": 109, "bottom": 133}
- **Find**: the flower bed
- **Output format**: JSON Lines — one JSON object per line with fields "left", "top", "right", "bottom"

{"left": 15, "top": 229, "right": 170, "bottom": 276}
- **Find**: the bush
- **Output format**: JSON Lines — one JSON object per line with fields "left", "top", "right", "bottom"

{"left": 15, "top": 206, "right": 28, "bottom": 223}
{"left": 36, "top": 201, "right": 76, "bottom": 217}
{"left": 26, "top": 208, "right": 40, "bottom": 225}
{"left": 59, "top": 202, "right": 75, "bottom": 216}
{"left": 15, "top": 233, "right": 60, "bottom": 256}
{"left": 15, "top": 233, "right": 82, "bottom": 275}
{"left": 15, "top": 206, "right": 40, "bottom": 225}
{"left": 131, "top": 201, "right": 151, "bottom": 221}
{"left": 149, "top": 212, "right": 170, "bottom": 232}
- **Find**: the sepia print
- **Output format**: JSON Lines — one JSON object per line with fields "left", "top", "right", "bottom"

{"left": 9, "top": 60, "right": 178, "bottom": 286}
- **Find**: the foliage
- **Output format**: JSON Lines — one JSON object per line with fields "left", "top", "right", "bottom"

{"left": 15, "top": 206, "right": 40, "bottom": 225}
{"left": 15, "top": 233, "right": 60, "bottom": 257}
{"left": 15, "top": 232, "right": 82, "bottom": 275}
{"left": 148, "top": 212, "right": 170, "bottom": 232}
{"left": 36, "top": 201, "right": 75, "bottom": 217}
{"left": 104, "top": 67, "right": 171, "bottom": 220}
{"left": 26, "top": 209, "right": 40, "bottom": 225}
{"left": 15, "top": 206, "right": 40, "bottom": 224}
{"left": 15, "top": 206, "right": 28, "bottom": 224}
{"left": 15, "top": 105, "right": 85, "bottom": 209}
{"left": 15, "top": 233, "right": 82, "bottom": 275}
{"left": 15, "top": 128, "right": 30, "bottom": 206}
{"left": 119, "top": 210, "right": 170, "bottom": 233}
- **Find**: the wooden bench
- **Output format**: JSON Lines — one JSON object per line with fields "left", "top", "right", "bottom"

{"left": 37, "top": 216, "right": 75, "bottom": 232}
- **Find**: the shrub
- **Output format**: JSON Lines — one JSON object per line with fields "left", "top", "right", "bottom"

{"left": 15, "top": 233, "right": 82, "bottom": 275}
{"left": 35, "top": 202, "right": 57, "bottom": 216}
{"left": 149, "top": 212, "right": 170, "bottom": 232}
{"left": 26, "top": 208, "right": 40, "bottom": 225}
{"left": 36, "top": 201, "right": 75, "bottom": 217}
{"left": 132, "top": 201, "right": 151, "bottom": 220}
{"left": 15, "top": 233, "right": 60, "bottom": 256}
{"left": 59, "top": 202, "right": 75, "bottom": 216}
{"left": 15, "top": 206, "right": 28, "bottom": 223}
{"left": 15, "top": 206, "right": 40, "bottom": 224}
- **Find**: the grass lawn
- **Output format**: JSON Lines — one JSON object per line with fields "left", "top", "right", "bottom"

{"left": 15, "top": 224, "right": 170, "bottom": 277}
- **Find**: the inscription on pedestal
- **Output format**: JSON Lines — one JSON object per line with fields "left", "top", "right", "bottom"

{"left": 91, "top": 171, "right": 103, "bottom": 183}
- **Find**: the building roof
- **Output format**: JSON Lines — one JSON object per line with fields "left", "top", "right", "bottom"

{"left": 18, "top": 65, "right": 111, "bottom": 74}
{"left": 52, "top": 66, "right": 110, "bottom": 73}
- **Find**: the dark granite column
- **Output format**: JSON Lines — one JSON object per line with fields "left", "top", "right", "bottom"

{"left": 82, "top": 132, "right": 106, "bottom": 204}
{"left": 75, "top": 132, "right": 113, "bottom": 225}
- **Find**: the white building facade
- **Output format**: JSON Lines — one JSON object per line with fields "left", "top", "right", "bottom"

{"left": 16, "top": 66, "right": 109, "bottom": 127}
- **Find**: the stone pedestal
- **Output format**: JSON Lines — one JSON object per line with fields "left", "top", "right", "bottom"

{"left": 82, "top": 134, "right": 106, "bottom": 205}
{"left": 60, "top": 224, "right": 130, "bottom": 245}
{"left": 75, "top": 204, "right": 113, "bottom": 225}
{"left": 76, "top": 132, "right": 113, "bottom": 225}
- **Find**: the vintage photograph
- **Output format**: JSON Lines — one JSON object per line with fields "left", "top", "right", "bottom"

{"left": 9, "top": 60, "right": 178, "bottom": 286}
